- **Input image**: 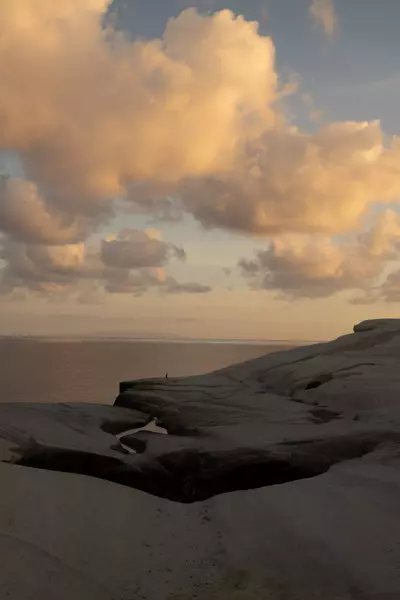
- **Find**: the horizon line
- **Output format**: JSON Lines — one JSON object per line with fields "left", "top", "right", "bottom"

{"left": 0, "top": 333, "right": 325, "bottom": 345}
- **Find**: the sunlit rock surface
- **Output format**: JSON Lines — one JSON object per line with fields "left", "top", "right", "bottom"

{"left": 0, "top": 319, "right": 400, "bottom": 598}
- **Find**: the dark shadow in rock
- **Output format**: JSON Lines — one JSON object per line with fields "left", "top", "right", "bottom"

{"left": 305, "top": 374, "right": 333, "bottom": 390}
{"left": 117, "top": 435, "right": 147, "bottom": 454}
{"left": 12, "top": 431, "right": 399, "bottom": 504}
{"left": 17, "top": 446, "right": 125, "bottom": 480}
{"left": 100, "top": 416, "right": 151, "bottom": 435}
{"left": 309, "top": 408, "right": 341, "bottom": 423}
{"left": 109, "top": 442, "right": 130, "bottom": 455}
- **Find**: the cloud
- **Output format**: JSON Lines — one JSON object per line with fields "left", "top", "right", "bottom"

{"left": 380, "top": 269, "right": 400, "bottom": 303}
{"left": 103, "top": 269, "right": 211, "bottom": 296}
{"left": 0, "top": 228, "right": 207, "bottom": 299}
{"left": 2, "top": 3, "right": 399, "bottom": 244}
{"left": 103, "top": 266, "right": 165, "bottom": 295}
{"left": 0, "top": 177, "right": 86, "bottom": 244}
{"left": 2, "top": 2, "right": 400, "bottom": 305}
{"left": 0, "top": 239, "right": 86, "bottom": 293}
{"left": 125, "top": 183, "right": 184, "bottom": 223}
{"left": 0, "top": 2, "right": 278, "bottom": 299}
{"left": 0, "top": 3, "right": 278, "bottom": 201}
{"left": 181, "top": 121, "right": 400, "bottom": 237}
{"left": 163, "top": 277, "right": 211, "bottom": 294}
{"left": 238, "top": 210, "right": 400, "bottom": 299}
{"left": 301, "top": 93, "right": 324, "bottom": 124}
{"left": 101, "top": 228, "right": 184, "bottom": 269}
{"left": 309, "top": 0, "right": 338, "bottom": 37}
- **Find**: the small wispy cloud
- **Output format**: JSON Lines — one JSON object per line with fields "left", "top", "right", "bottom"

{"left": 309, "top": 0, "right": 338, "bottom": 37}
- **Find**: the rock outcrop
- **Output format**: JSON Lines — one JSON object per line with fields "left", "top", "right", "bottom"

{"left": 1, "top": 319, "right": 400, "bottom": 502}
{"left": 0, "top": 319, "right": 400, "bottom": 598}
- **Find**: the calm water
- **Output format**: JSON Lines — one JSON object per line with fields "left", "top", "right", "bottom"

{"left": 0, "top": 339, "right": 295, "bottom": 405}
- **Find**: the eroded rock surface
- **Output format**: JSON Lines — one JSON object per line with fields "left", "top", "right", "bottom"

{"left": 1, "top": 319, "right": 400, "bottom": 599}
{"left": 0, "top": 319, "right": 400, "bottom": 503}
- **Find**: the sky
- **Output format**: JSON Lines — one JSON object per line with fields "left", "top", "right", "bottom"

{"left": 1, "top": 0, "right": 400, "bottom": 341}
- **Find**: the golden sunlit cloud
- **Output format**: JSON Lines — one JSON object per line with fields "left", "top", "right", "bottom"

{"left": 0, "top": 0, "right": 399, "bottom": 304}
{"left": 182, "top": 121, "right": 400, "bottom": 237}
{"left": 0, "top": 1, "right": 278, "bottom": 197}
{"left": 239, "top": 210, "right": 400, "bottom": 299}
{"left": 0, "top": 177, "right": 86, "bottom": 244}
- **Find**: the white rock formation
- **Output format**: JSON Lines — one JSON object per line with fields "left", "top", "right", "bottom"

{"left": 0, "top": 319, "right": 399, "bottom": 598}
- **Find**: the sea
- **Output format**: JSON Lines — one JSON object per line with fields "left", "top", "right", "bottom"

{"left": 0, "top": 338, "right": 300, "bottom": 405}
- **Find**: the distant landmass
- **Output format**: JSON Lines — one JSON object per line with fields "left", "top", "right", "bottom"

{"left": 0, "top": 332, "right": 319, "bottom": 345}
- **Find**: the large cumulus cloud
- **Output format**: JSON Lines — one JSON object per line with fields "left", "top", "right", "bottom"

{"left": 0, "top": 2, "right": 277, "bottom": 198}
{"left": 0, "top": 1, "right": 400, "bottom": 302}
{"left": 181, "top": 122, "right": 400, "bottom": 236}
